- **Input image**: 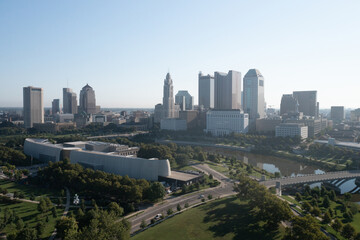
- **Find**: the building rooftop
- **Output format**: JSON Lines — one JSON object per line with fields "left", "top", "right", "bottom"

{"left": 165, "top": 171, "right": 201, "bottom": 182}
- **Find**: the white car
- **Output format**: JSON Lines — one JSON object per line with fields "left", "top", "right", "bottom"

{"left": 154, "top": 214, "right": 162, "bottom": 220}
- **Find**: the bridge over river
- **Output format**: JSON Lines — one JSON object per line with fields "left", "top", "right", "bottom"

{"left": 260, "top": 170, "right": 360, "bottom": 195}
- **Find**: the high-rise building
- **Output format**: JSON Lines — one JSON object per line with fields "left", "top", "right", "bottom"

{"left": 292, "top": 91, "right": 317, "bottom": 117}
{"left": 163, "top": 73, "right": 176, "bottom": 119}
{"left": 79, "top": 84, "right": 99, "bottom": 114}
{"left": 280, "top": 94, "right": 299, "bottom": 115}
{"left": 243, "top": 69, "right": 265, "bottom": 120}
{"left": 198, "top": 72, "right": 214, "bottom": 109}
{"left": 330, "top": 106, "right": 345, "bottom": 123}
{"left": 23, "top": 86, "right": 44, "bottom": 128}
{"left": 63, "top": 88, "right": 78, "bottom": 114}
{"left": 214, "top": 70, "right": 241, "bottom": 110}
{"left": 52, "top": 99, "right": 60, "bottom": 115}
{"left": 175, "top": 90, "right": 193, "bottom": 111}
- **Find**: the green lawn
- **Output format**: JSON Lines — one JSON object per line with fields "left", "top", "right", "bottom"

{"left": 132, "top": 197, "right": 285, "bottom": 240}
{"left": 0, "top": 200, "right": 64, "bottom": 239}
{"left": 0, "top": 180, "right": 61, "bottom": 201}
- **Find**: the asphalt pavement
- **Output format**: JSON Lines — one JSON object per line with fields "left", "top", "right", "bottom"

{"left": 129, "top": 164, "right": 237, "bottom": 233}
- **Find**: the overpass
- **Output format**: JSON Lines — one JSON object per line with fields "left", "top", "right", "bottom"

{"left": 260, "top": 170, "right": 360, "bottom": 189}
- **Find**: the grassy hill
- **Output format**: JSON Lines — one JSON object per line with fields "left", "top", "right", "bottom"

{"left": 132, "top": 197, "right": 285, "bottom": 240}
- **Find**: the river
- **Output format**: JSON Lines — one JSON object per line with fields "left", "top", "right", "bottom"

{"left": 202, "top": 147, "right": 360, "bottom": 194}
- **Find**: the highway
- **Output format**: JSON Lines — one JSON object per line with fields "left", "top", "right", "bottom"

{"left": 129, "top": 164, "right": 237, "bottom": 233}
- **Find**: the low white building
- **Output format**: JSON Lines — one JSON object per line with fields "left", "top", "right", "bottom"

{"left": 160, "top": 118, "right": 187, "bottom": 131}
{"left": 275, "top": 123, "right": 308, "bottom": 139}
{"left": 205, "top": 110, "right": 249, "bottom": 136}
{"left": 24, "top": 138, "right": 171, "bottom": 181}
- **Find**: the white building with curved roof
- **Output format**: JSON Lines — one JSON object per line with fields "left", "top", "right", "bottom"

{"left": 24, "top": 138, "right": 171, "bottom": 181}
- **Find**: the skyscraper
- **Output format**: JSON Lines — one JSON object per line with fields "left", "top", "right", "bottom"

{"left": 52, "top": 99, "right": 60, "bottom": 115}
{"left": 163, "top": 73, "right": 175, "bottom": 119}
{"left": 280, "top": 94, "right": 299, "bottom": 115}
{"left": 79, "top": 84, "right": 99, "bottom": 114}
{"left": 330, "top": 106, "right": 345, "bottom": 123}
{"left": 243, "top": 69, "right": 265, "bottom": 120}
{"left": 63, "top": 88, "right": 78, "bottom": 114}
{"left": 198, "top": 72, "right": 214, "bottom": 109}
{"left": 23, "top": 86, "right": 44, "bottom": 128}
{"left": 292, "top": 91, "right": 317, "bottom": 117}
{"left": 214, "top": 70, "right": 241, "bottom": 110}
{"left": 175, "top": 90, "right": 194, "bottom": 111}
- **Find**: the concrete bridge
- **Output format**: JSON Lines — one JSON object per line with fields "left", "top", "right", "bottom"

{"left": 260, "top": 170, "right": 360, "bottom": 195}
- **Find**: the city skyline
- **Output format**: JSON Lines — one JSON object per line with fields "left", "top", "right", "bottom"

{"left": 1, "top": 1, "right": 360, "bottom": 108}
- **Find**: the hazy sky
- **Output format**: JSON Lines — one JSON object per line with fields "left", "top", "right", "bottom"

{"left": 1, "top": 1, "right": 360, "bottom": 108}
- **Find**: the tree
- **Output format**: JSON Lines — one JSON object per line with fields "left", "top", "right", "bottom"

{"left": 175, "top": 154, "right": 190, "bottom": 166}
{"left": 177, "top": 204, "right": 181, "bottom": 211}
{"left": 52, "top": 207, "right": 57, "bottom": 218}
{"left": 207, "top": 194, "right": 213, "bottom": 200}
{"left": 295, "top": 192, "right": 302, "bottom": 202}
{"left": 36, "top": 221, "right": 45, "bottom": 236}
{"left": 283, "top": 215, "right": 329, "bottom": 240}
{"left": 184, "top": 202, "right": 189, "bottom": 208}
{"left": 140, "top": 219, "right": 146, "bottom": 229}
{"left": 332, "top": 218, "right": 343, "bottom": 233}
{"left": 167, "top": 209, "right": 173, "bottom": 215}
{"left": 344, "top": 192, "right": 352, "bottom": 201}
{"left": 329, "top": 190, "right": 336, "bottom": 201}
{"left": 342, "top": 223, "right": 356, "bottom": 240}
{"left": 107, "top": 202, "right": 124, "bottom": 217}
{"left": 322, "top": 211, "right": 331, "bottom": 224}
{"left": 322, "top": 195, "right": 330, "bottom": 208}
{"left": 9, "top": 227, "right": 37, "bottom": 240}
{"left": 197, "top": 152, "right": 206, "bottom": 162}
{"left": 55, "top": 216, "right": 78, "bottom": 239}
{"left": 37, "top": 198, "right": 48, "bottom": 214}
{"left": 77, "top": 211, "right": 131, "bottom": 240}
{"left": 302, "top": 201, "right": 312, "bottom": 212}
{"left": 15, "top": 218, "right": 24, "bottom": 230}
{"left": 146, "top": 182, "right": 166, "bottom": 202}
{"left": 311, "top": 207, "right": 321, "bottom": 217}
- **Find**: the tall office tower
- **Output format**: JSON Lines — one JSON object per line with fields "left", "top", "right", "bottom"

{"left": 63, "top": 88, "right": 78, "bottom": 114}
{"left": 214, "top": 70, "right": 241, "bottom": 110}
{"left": 23, "top": 86, "right": 44, "bottom": 128}
{"left": 292, "top": 91, "right": 317, "bottom": 117}
{"left": 330, "top": 106, "right": 345, "bottom": 123}
{"left": 280, "top": 94, "right": 299, "bottom": 115}
{"left": 198, "top": 72, "right": 214, "bottom": 109}
{"left": 79, "top": 84, "right": 99, "bottom": 114}
{"left": 243, "top": 69, "right": 265, "bottom": 120}
{"left": 163, "top": 73, "right": 175, "bottom": 119}
{"left": 52, "top": 99, "right": 60, "bottom": 115}
{"left": 175, "top": 90, "right": 194, "bottom": 111}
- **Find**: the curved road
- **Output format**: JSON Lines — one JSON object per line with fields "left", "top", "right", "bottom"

{"left": 129, "top": 164, "right": 236, "bottom": 233}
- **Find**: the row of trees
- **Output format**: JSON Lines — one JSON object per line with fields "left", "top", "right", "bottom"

{"left": 34, "top": 159, "right": 165, "bottom": 211}
{"left": 0, "top": 146, "right": 27, "bottom": 166}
